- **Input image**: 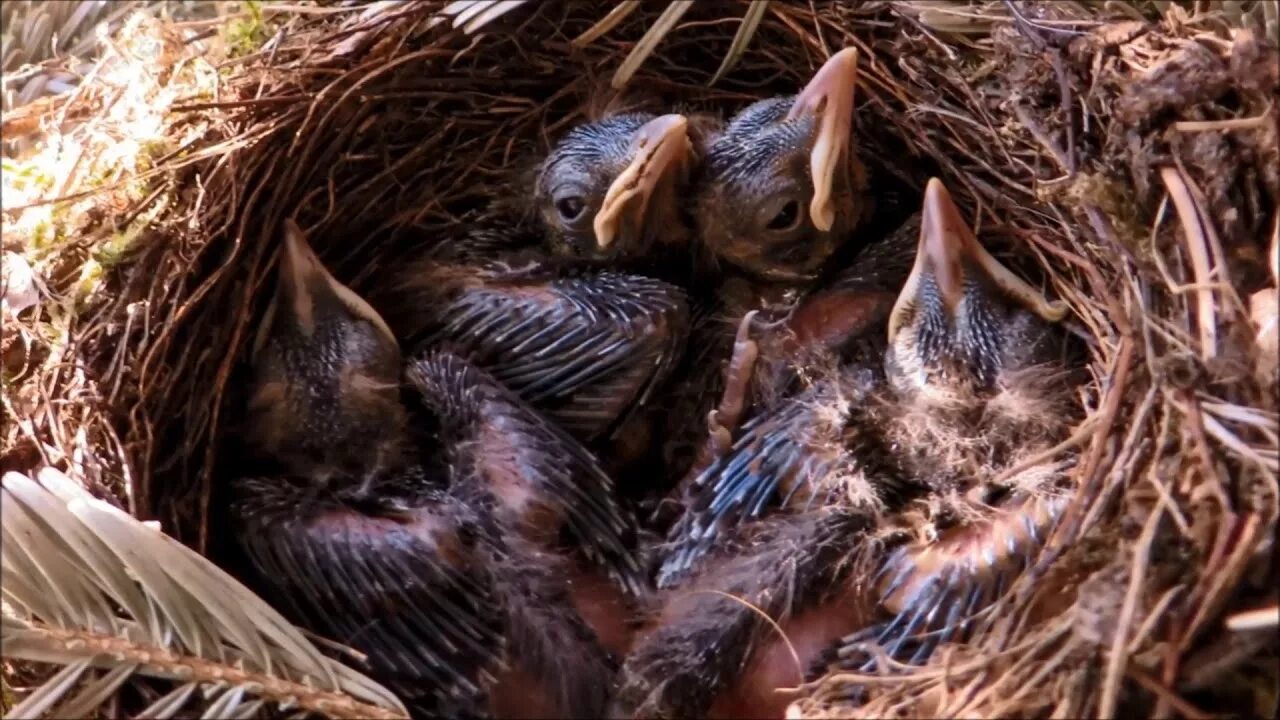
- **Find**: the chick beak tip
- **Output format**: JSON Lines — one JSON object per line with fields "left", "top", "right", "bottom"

{"left": 923, "top": 178, "right": 1070, "bottom": 325}
{"left": 594, "top": 113, "right": 691, "bottom": 250}
{"left": 790, "top": 48, "right": 859, "bottom": 233}
{"left": 280, "top": 219, "right": 324, "bottom": 287}
{"left": 920, "top": 178, "right": 971, "bottom": 311}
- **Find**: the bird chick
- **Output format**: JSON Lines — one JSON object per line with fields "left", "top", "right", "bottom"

{"left": 245, "top": 219, "right": 405, "bottom": 482}
{"left": 619, "top": 179, "right": 1081, "bottom": 719}
{"left": 405, "top": 351, "right": 647, "bottom": 719}
{"left": 832, "top": 178, "right": 1079, "bottom": 683}
{"left": 377, "top": 114, "right": 694, "bottom": 446}
{"left": 234, "top": 221, "right": 505, "bottom": 718}
{"left": 536, "top": 112, "right": 696, "bottom": 266}
{"left": 232, "top": 222, "right": 645, "bottom": 719}
{"left": 656, "top": 48, "right": 869, "bottom": 522}
{"left": 612, "top": 508, "right": 874, "bottom": 720}
{"left": 696, "top": 47, "right": 866, "bottom": 285}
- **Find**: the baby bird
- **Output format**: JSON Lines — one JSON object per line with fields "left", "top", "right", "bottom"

{"left": 696, "top": 47, "right": 866, "bottom": 285}
{"left": 232, "top": 221, "right": 503, "bottom": 718}
{"left": 616, "top": 179, "right": 1080, "bottom": 719}
{"left": 231, "top": 221, "right": 645, "bottom": 719}
{"left": 830, "top": 177, "right": 1078, "bottom": 685}
{"left": 537, "top": 112, "right": 696, "bottom": 268}
{"left": 658, "top": 48, "right": 867, "bottom": 513}
{"left": 405, "top": 351, "right": 645, "bottom": 719}
{"left": 379, "top": 113, "right": 694, "bottom": 445}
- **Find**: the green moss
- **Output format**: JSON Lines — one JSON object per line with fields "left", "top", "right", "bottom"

{"left": 1, "top": 670, "right": 14, "bottom": 714}
{"left": 74, "top": 259, "right": 105, "bottom": 309}
{"left": 94, "top": 223, "right": 147, "bottom": 270}
{"left": 141, "top": 138, "right": 172, "bottom": 165}
{"left": 1, "top": 157, "right": 55, "bottom": 194}
{"left": 223, "top": 1, "right": 272, "bottom": 59}
{"left": 28, "top": 218, "right": 54, "bottom": 250}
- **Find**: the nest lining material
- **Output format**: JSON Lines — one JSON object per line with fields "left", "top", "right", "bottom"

{"left": 2, "top": 1, "right": 1277, "bottom": 717}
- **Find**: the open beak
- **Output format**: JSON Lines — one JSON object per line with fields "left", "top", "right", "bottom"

{"left": 887, "top": 179, "right": 1069, "bottom": 343}
{"left": 787, "top": 47, "right": 859, "bottom": 233}
{"left": 594, "top": 113, "right": 692, "bottom": 249}
{"left": 253, "top": 219, "right": 397, "bottom": 359}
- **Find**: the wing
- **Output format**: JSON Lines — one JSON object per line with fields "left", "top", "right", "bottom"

{"left": 832, "top": 492, "right": 1069, "bottom": 682}
{"left": 406, "top": 260, "right": 690, "bottom": 442}
{"left": 657, "top": 371, "right": 900, "bottom": 588}
{"left": 486, "top": 536, "right": 619, "bottom": 719}
{"left": 232, "top": 477, "right": 506, "bottom": 718}
{"left": 821, "top": 213, "right": 919, "bottom": 296}
{"left": 615, "top": 508, "right": 871, "bottom": 719}
{"left": 406, "top": 352, "right": 646, "bottom": 596}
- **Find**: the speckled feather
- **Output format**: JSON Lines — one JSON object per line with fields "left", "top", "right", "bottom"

{"left": 614, "top": 508, "right": 873, "bottom": 719}
{"left": 658, "top": 368, "right": 903, "bottom": 588}
{"left": 634, "top": 198, "right": 1082, "bottom": 714}
{"left": 386, "top": 243, "right": 690, "bottom": 443}
{"left": 232, "top": 472, "right": 505, "bottom": 719}
{"left": 835, "top": 492, "right": 1070, "bottom": 675}
{"left": 655, "top": 227, "right": 921, "bottom": 587}
{"left": 405, "top": 351, "right": 647, "bottom": 597}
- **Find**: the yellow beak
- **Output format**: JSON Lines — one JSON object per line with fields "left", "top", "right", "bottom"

{"left": 594, "top": 113, "right": 692, "bottom": 250}
{"left": 253, "top": 219, "right": 397, "bottom": 358}
{"left": 786, "top": 47, "right": 859, "bottom": 233}
{"left": 888, "top": 178, "right": 1069, "bottom": 343}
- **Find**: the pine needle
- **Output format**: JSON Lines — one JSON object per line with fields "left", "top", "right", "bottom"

{"left": 611, "top": 1, "right": 694, "bottom": 89}
{"left": 572, "top": 1, "right": 641, "bottom": 47}
{"left": 709, "top": 1, "right": 769, "bottom": 86}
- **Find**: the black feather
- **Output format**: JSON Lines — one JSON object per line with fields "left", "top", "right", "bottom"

{"left": 405, "top": 351, "right": 647, "bottom": 597}
{"left": 232, "top": 474, "right": 506, "bottom": 719}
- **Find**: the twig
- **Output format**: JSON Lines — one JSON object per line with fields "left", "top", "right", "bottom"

{"left": 1099, "top": 488, "right": 1166, "bottom": 719}
{"left": 1125, "top": 665, "right": 1213, "bottom": 720}
{"left": 1226, "top": 604, "right": 1279, "bottom": 631}
{"left": 1160, "top": 166, "right": 1220, "bottom": 361}
{"left": 1175, "top": 105, "right": 1272, "bottom": 132}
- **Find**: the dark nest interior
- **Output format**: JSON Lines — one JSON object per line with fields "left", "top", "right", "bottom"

{"left": 3, "top": 1, "right": 1278, "bottom": 717}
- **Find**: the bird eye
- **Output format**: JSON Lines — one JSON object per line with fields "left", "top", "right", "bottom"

{"left": 556, "top": 196, "right": 586, "bottom": 222}
{"left": 766, "top": 199, "right": 801, "bottom": 231}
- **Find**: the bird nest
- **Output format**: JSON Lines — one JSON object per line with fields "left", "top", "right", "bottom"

{"left": 3, "top": 1, "right": 1277, "bottom": 717}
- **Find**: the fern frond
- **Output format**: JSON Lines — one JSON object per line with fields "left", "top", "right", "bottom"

{"left": 0, "top": 469, "right": 408, "bottom": 720}
{"left": 436, "top": 0, "right": 530, "bottom": 34}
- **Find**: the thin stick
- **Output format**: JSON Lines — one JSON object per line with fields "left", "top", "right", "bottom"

{"left": 1160, "top": 166, "right": 1220, "bottom": 361}
{"left": 696, "top": 589, "right": 804, "bottom": 687}
{"left": 1099, "top": 487, "right": 1166, "bottom": 718}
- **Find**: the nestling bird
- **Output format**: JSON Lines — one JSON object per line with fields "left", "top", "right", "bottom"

{"left": 377, "top": 113, "right": 694, "bottom": 446}
{"left": 537, "top": 112, "right": 697, "bottom": 268}
{"left": 696, "top": 47, "right": 867, "bottom": 285}
{"left": 656, "top": 47, "right": 867, "bottom": 528}
{"left": 231, "top": 221, "right": 646, "bottom": 719}
{"left": 828, "top": 177, "right": 1079, "bottom": 691}
{"left": 404, "top": 350, "right": 646, "bottom": 719}
{"left": 615, "top": 178, "right": 1081, "bottom": 719}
